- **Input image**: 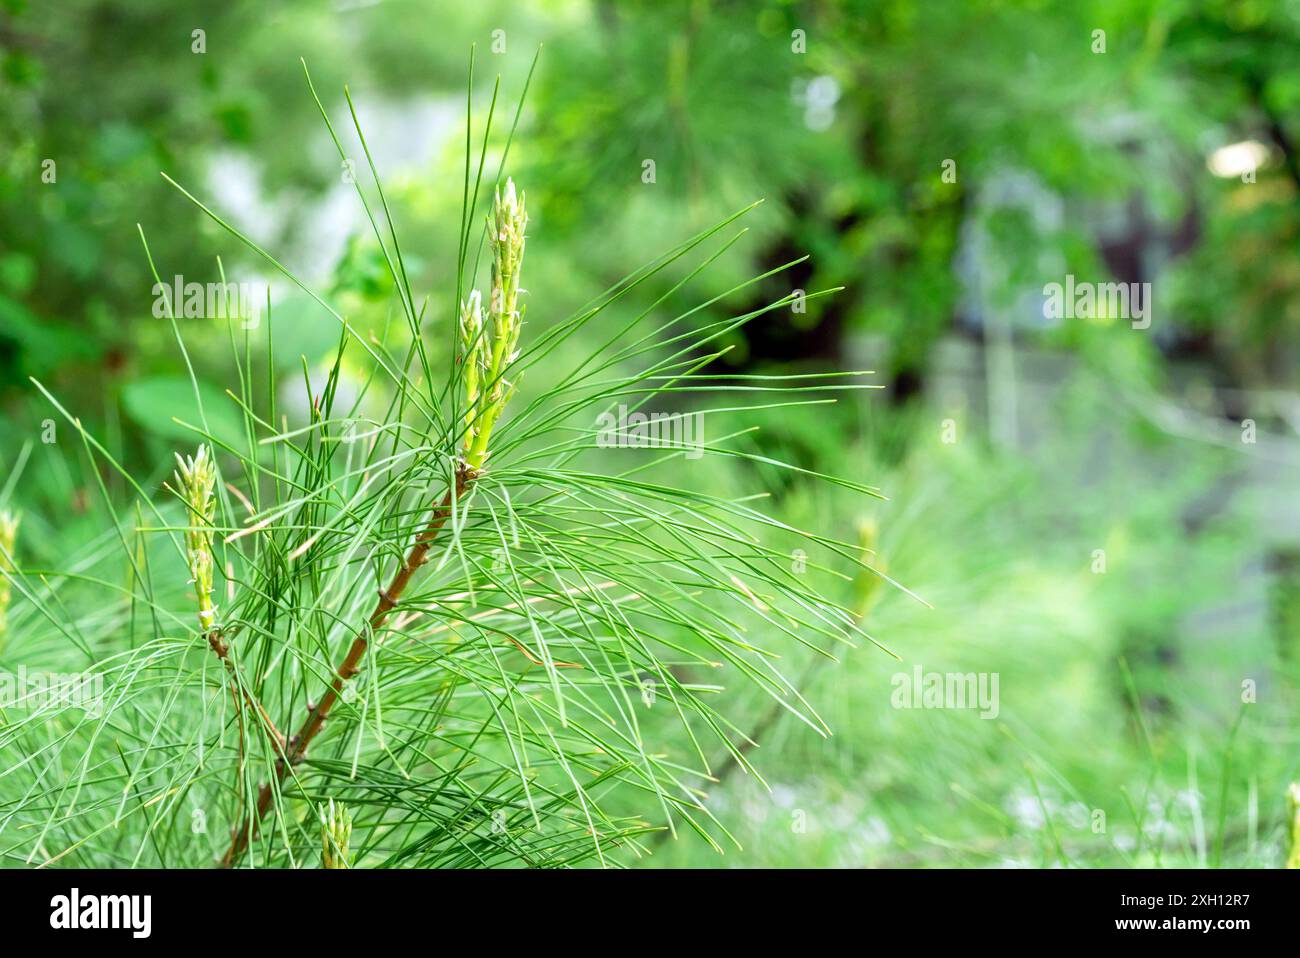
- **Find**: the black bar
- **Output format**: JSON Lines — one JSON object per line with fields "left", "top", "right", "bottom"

{"left": 0, "top": 867, "right": 1283, "bottom": 943}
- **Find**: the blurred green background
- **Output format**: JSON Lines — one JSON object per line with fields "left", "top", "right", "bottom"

{"left": 3, "top": 0, "right": 1300, "bottom": 867}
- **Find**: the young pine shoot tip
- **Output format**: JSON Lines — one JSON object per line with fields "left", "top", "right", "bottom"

{"left": 173, "top": 444, "right": 218, "bottom": 632}
{"left": 321, "top": 799, "right": 353, "bottom": 869}
{"left": 0, "top": 508, "right": 19, "bottom": 638}
{"left": 462, "top": 177, "right": 527, "bottom": 472}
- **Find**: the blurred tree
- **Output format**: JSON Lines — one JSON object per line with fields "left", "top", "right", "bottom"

{"left": 521, "top": 0, "right": 1300, "bottom": 400}
{"left": 0, "top": 0, "right": 513, "bottom": 402}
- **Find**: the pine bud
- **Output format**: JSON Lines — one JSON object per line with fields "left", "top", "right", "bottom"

{"left": 460, "top": 289, "right": 485, "bottom": 449}
{"left": 463, "top": 178, "right": 528, "bottom": 471}
{"left": 1287, "top": 782, "right": 1300, "bottom": 869}
{"left": 173, "top": 444, "right": 218, "bottom": 631}
{"left": 488, "top": 178, "right": 527, "bottom": 372}
{"left": 0, "top": 509, "right": 19, "bottom": 639}
{"left": 853, "top": 518, "right": 885, "bottom": 619}
{"left": 321, "top": 798, "right": 353, "bottom": 869}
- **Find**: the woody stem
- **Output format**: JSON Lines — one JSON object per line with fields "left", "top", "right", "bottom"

{"left": 219, "top": 465, "right": 473, "bottom": 868}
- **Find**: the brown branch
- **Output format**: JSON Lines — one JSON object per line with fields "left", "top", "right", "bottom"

{"left": 219, "top": 465, "right": 473, "bottom": 867}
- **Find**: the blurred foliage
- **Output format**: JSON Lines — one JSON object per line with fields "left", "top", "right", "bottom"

{"left": 5, "top": 0, "right": 1300, "bottom": 401}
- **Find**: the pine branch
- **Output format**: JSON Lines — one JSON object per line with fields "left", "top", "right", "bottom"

{"left": 4, "top": 69, "right": 894, "bottom": 869}
{"left": 221, "top": 464, "right": 474, "bottom": 867}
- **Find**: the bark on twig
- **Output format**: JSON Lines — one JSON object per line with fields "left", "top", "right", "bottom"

{"left": 220, "top": 465, "right": 473, "bottom": 867}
